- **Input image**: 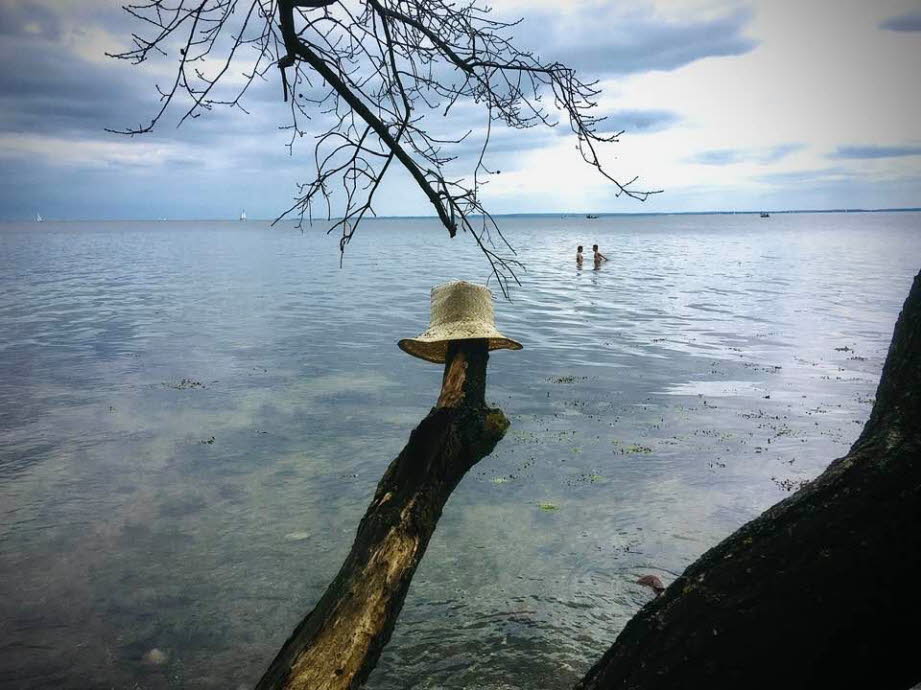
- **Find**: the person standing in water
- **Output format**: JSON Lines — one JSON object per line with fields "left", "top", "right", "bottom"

{"left": 576, "top": 245, "right": 584, "bottom": 268}
{"left": 592, "top": 244, "right": 608, "bottom": 268}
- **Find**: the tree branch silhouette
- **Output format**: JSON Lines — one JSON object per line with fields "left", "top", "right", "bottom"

{"left": 108, "top": 0, "right": 659, "bottom": 293}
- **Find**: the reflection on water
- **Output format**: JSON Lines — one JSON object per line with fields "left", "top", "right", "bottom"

{"left": 0, "top": 213, "right": 918, "bottom": 688}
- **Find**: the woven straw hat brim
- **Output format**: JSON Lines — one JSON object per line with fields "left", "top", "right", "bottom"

{"left": 398, "top": 336, "right": 523, "bottom": 364}
{"left": 398, "top": 319, "right": 522, "bottom": 363}
{"left": 398, "top": 280, "right": 523, "bottom": 363}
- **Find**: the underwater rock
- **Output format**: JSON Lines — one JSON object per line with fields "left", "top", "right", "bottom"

{"left": 636, "top": 574, "right": 665, "bottom": 596}
{"left": 142, "top": 648, "right": 168, "bottom": 665}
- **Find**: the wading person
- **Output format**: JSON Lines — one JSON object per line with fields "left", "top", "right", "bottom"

{"left": 576, "top": 245, "right": 584, "bottom": 268}
{"left": 592, "top": 244, "right": 608, "bottom": 269}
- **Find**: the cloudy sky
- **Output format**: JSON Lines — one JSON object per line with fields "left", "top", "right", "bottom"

{"left": 1, "top": 0, "right": 920, "bottom": 220}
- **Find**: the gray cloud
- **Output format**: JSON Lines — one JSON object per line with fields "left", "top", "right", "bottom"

{"left": 880, "top": 10, "right": 921, "bottom": 32}
{"left": 0, "top": 1, "right": 305, "bottom": 170}
{"left": 437, "top": 108, "right": 679, "bottom": 171}
{"left": 517, "top": 6, "right": 758, "bottom": 77}
{"left": 689, "top": 148, "right": 742, "bottom": 165}
{"left": 830, "top": 144, "right": 921, "bottom": 159}
{"left": 755, "top": 167, "right": 851, "bottom": 185}
{"left": 0, "top": 39, "right": 148, "bottom": 136}
{"left": 606, "top": 109, "right": 681, "bottom": 133}
{"left": 0, "top": 2, "right": 743, "bottom": 189}
{"left": 463, "top": 127, "right": 562, "bottom": 156}
{"left": 759, "top": 143, "right": 805, "bottom": 163}
{"left": 7, "top": 1, "right": 916, "bottom": 220}
{"left": 688, "top": 143, "right": 804, "bottom": 165}
{"left": 0, "top": 1, "right": 61, "bottom": 39}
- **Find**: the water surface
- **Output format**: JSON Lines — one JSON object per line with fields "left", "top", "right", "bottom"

{"left": 0, "top": 212, "right": 918, "bottom": 688}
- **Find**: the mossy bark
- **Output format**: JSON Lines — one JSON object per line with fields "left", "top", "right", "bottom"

{"left": 577, "top": 271, "right": 921, "bottom": 690}
{"left": 256, "top": 340, "right": 507, "bottom": 690}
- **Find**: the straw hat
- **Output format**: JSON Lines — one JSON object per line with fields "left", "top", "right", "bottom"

{"left": 398, "top": 280, "right": 523, "bottom": 363}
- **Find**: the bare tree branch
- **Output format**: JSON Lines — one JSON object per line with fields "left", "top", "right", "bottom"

{"left": 109, "top": 0, "right": 660, "bottom": 293}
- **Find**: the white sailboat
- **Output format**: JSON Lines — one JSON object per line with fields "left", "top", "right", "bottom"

{"left": 35, "top": 212, "right": 43, "bottom": 222}
{"left": 240, "top": 209, "right": 247, "bottom": 221}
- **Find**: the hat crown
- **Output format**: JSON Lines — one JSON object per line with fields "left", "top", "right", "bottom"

{"left": 429, "top": 281, "right": 495, "bottom": 329}
{"left": 397, "top": 280, "right": 522, "bottom": 363}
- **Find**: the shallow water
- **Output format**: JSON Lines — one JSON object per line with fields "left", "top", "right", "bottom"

{"left": 0, "top": 212, "right": 918, "bottom": 688}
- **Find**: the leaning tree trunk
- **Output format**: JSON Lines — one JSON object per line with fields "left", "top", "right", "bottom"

{"left": 577, "top": 270, "right": 921, "bottom": 690}
{"left": 257, "top": 340, "right": 508, "bottom": 690}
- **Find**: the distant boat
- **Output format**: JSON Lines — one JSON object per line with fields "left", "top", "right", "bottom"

{"left": 240, "top": 209, "right": 247, "bottom": 221}
{"left": 35, "top": 213, "right": 43, "bottom": 222}
{"left": 586, "top": 214, "right": 599, "bottom": 219}
{"left": 760, "top": 212, "right": 770, "bottom": 218}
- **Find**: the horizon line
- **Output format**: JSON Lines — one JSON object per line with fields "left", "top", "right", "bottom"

{"left": 5, "top": 207, "right": 921, "bottom": 222}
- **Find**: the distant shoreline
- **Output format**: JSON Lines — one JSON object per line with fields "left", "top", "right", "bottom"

{"left": 4, "top": 208, "right": 920, "bottom": 223}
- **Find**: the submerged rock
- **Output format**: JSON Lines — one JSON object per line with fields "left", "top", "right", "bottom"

{"left": 142, "top": 648, "right": 168, "bottom": 665}
{"left": 284, "top": 531, "right": 311, "bottom": 541}
{"left": 636, "top": 574, "right": 665, "bottom": 596}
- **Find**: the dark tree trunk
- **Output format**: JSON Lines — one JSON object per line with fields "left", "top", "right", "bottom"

{"left": 256, "top": 340, "right": 508, "bottom": 690}
{"left": 577, "top": 271, "right": 921, "bottom": 690}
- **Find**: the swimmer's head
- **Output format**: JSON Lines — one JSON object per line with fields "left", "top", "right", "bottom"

{"left": 592, "top": 244, "right": 599, "bottom": 251}
{"left": 577, "top": 245, "right": 583, "bottom": 252}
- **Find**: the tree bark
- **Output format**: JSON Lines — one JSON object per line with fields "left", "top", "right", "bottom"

{"left": 577, "top": 271, "right": 921, "bottom": 690}
{"left": 256, "top": 339, "right": 508, "bottom": 690}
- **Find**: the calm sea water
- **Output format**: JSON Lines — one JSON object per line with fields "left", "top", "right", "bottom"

{"left": 0, "top": 213, "right": 919, "bottom": 689}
